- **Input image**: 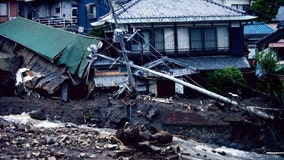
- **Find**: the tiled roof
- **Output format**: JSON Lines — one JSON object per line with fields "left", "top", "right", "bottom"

{"left": 101, "top": 0, "right": 256, "bottom": 24}
{"left": 244, "top": 22, "right": 274, "bottom": 35}
{"left": 134, "top": 56, "right": 250, "bottom": 78}
{"left": 175, "top": 56, "right": 250, "bottom": 71}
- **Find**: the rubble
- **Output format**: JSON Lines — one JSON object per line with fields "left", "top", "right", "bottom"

{"left": 0, "top": 94, "right": 284, "bottom": 159}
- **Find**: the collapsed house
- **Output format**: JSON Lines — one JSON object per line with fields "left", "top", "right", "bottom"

{"left": 0, "top": 17, "right": 100, "bottom": 99}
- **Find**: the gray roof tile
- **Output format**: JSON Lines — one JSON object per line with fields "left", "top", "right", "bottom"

{"left": 175, "top": 56, "right": 250, "bottom": 71}
{"left": 102, "top": 0, "right": 256, "bottom": 24}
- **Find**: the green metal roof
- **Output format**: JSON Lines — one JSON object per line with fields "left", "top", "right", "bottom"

{"left": 0, "top": 17, "right": 99, "bottom": 78}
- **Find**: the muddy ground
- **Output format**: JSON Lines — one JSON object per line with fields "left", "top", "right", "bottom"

{"left": 0, "top": 91, "right": 284, "bottom": 159}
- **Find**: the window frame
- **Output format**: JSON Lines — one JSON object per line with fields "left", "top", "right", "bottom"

{"left": 0, "top": 3, "right": 8, "bottom": 16}
{"left": 130, "top": 26, "right": 229, "bottom": 55}
{"left": 86, "top": 3, "right": 96, "bottom": 19}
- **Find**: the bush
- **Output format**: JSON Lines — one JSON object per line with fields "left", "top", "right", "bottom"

{"left": 207, "top": 67, "right": 246, "bottom": 95}
{"left": 90, "top": 27, "right": 105, "bottom": 38}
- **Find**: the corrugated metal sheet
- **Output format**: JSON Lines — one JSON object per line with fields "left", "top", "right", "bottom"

{"left": 0, "top": 17, "right": 99, "bottom": 78}
{"left": 94, "top": 76, "right": 128, "bottom": 87}
{"left": 0, "top": 17, "right": 73, "bottom": 60}
{"left": 101, "top": 0, "right": 256, "bottom": 24}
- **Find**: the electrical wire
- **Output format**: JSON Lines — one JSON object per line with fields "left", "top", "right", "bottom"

{"left": 100, "top": 1, "right": 284, "bottom": 105}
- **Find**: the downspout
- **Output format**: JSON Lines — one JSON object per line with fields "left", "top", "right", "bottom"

{"left": 8, "top": 2, "right": 10, "bottom": 20}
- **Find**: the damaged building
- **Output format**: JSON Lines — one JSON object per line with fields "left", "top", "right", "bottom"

{"left": 0, "top": 17, "right": 100, "bottom": 99}
{"left": 92, "top": 0, "right": 257, "bottom": 97}
{"left": 0, "top": 0, "right": 259, "bottom": 100}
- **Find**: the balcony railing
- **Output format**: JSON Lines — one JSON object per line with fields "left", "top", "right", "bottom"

{"left": 33, "top": 16, "right": 78, "bottom": 29}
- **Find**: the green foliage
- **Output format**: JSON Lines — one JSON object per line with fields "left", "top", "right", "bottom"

{"left": 254, "top": 49, "right": 278, "bottom": 72}
{"left": 251, "top": 0, "right": 284, "bottom": 22}
{"left": 255, "top": 50, "right": 284, "bottom": 106}
{"left": 90, "top": 27, "right": 105, "bottom": 38}
{"left": 207, "top": 67, "right": 246, "bottom": 95}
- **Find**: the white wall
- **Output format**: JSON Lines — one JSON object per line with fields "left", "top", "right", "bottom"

{"left": 50, "top": 0, "right": 74, "bottom": 17}
{"left": 214, "top": 0, "right": 250, "bottom": 6}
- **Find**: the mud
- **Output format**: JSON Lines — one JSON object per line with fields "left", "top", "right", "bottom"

{"left": 0, "top": 92, "right": 284, "bottom": 157}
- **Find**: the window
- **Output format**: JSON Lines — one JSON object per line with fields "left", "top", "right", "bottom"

{"left": 131, "top": 30, "right": 150, "bottom": 52}
{"left": 190, "top": 28, "right": 202, "bottom": 51}
{"left": 72, "top": 4, "right": 78, "bottom": 17}
{"left": 155, "top": 29, "right": 164, "bottom": 51}
{"left": 231, "top": 4, "right": 249, "bottom": 12}
{"left": 131, "top": 32, "right": 142, "bottom": 51}
{"left": 177, "top": 28, "right": 190, "bottom": 51}
{"left": 136, "top": 26, "right": 227, "bottom": 54}
{"left": 142, "top": 31, "right": 150, "bottom": 51}
{"left": 204, "top": 28, "right": 216, "bottom": 50}
{"left": 0, "top": 3, "right": 8, "bottom": 16}
{"left": 86, "top": 4, "right": 96, "bottom": 19}
{"left": 164, "top": 28, "right": 175, "bottom": 52}
{"left": 217, "top": 27, "right": 229, "bottom": 51}
{"left": 55, "top": 7, "right": 60, "bottom": 14}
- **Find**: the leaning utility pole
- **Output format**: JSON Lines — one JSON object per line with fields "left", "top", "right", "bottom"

{"left": 94, "top": 53, "right": 274, "bottom": 120}
{"left": 99, "top": 0, "right": 274, "bottom": 120}
{"left": 108, "top": 0, "right": 135, "bottom": 89}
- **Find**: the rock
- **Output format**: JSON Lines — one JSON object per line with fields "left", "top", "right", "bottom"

{"left": 26, "top": 152, "right": 32, "bottom": 159}
{"left": 147, "top": 108, "right": 157, "bottom": 120}
{"left": 139, "top": 130, "right": 152, "bottom": 140}
{"left": 152, "top": 131, "right": 173, "bottom": 144}
{"left": 45, "top": 136, "right": 56, "bottom": 144}
{"left": 149, "top": 145, "right": 162, "bottom": 153}
{"left": 138, "top": 141, "right": 150, "bottom": 147}
{"left": 47, "top": 156, "right": 57, "bottom": 160}
{"left": 29, "top": 110, "right": 47, "bottom": 120}
{"left": 218, "top": 151, "right": 226, "bottom": 156}
{"left": 104, "top": 144, "right": 118, "bottom": 150}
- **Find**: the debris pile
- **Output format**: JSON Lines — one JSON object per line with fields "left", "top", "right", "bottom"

{"left": 0, "top": 117, "right": 197, "bottom": 160}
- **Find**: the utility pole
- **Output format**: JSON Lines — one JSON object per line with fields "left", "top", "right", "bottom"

{"left": 94, "top": 53, "right": 274, "bottom": 120}
{"left": 108, "top": 0, "right": 136, "bottom": 89}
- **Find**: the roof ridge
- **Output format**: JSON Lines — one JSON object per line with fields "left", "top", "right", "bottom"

{"left": 204, "top": 0, "right": 246, "bottom": 15}
{"left": 115, "top": 0, "right": 141, "bottom": 16}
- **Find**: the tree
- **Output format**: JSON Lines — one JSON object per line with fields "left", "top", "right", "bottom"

{"left": 255, "top": 49, "right": 284, "bottom": 106}
{"left": 207, "top": 67, "right": 246, "bottom": 96}
{"left": 251, "top": 0, "right": 284, "bottom": 22}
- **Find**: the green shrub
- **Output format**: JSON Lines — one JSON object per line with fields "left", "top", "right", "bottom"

{"left": 90, "top": 27, "right": 105, "bottom": 38}
{"left": 207, "top": 67, "right": 246, "bottom": 95}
